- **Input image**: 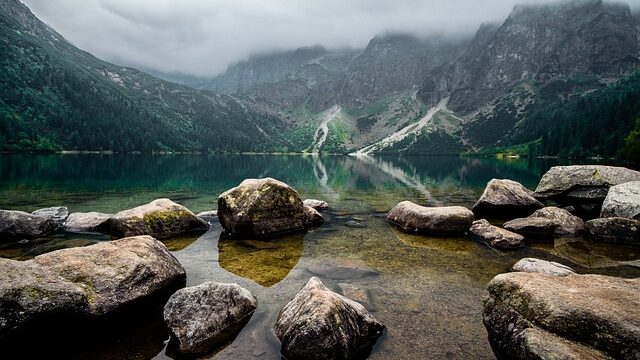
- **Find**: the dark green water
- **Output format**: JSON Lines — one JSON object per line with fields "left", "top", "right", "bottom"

{"left": 1, "top": 154, "right": 638, "bottom": 359}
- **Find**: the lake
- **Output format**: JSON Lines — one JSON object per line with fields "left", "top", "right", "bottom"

{"left": 1, "top": 154, "right": 639, "bottom": 359}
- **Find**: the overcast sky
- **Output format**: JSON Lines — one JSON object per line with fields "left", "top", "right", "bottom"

{"left": 21, "top": 0, "right": 640, "bottom": 77}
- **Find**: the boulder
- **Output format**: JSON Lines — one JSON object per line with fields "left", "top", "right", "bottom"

{"left": 535, "top": 165, "right": 640, "bottom": 204}
{"left": 163, "top": 282, "right": 257, "bottom": 355}
{"left": 483, "top": 272, "right": 640, "bottom": 360}
{"left": 600, "top": 181, "right": 640, "bottom": 220}
{"left": 0, "top": 210, "right": 58, "bottom": 240}
{"left": 196, "top": 210, "right": 218, "bottom": 223}
{"left": 386, "top": 201, "right": 474, "bottom": 235}
{"left": 472, "top": 179, "right": 543, "bottom": 218}
{"left": 303, "top": 206, "right": 324, "bottom": 227}
{"left": 108, "top": 199, "right": 208, "bottom": 239}
{"left": 274, "top": 277, "right": 385, "bottom": 360}
{"left": 31, "top": 207, "right": 69, "bottom": 228}
{"left": 511, "top": 258, "right": 576, "bottom": 276}
{"left": 63, "top": 212, "right": 111, "bottom": 234}
{"left": 218, "top": 178, "right": 306, "bottom": 238}
{"left": 469, "top": 219, "right": 524, "bottom": 250}
{"left": 529, "top": 207, "right": 584, "bottom": 235}
{"left": 303, "top": 199, "right": 329, "bottom": 212}
{"left": 0, "top": 236, "right": 186, "bottom": 340}
{"left": 585, "top": 217, "right": 640, "bottom": 245}
{"left": 502, "top": 217, "right": 558, "bottom": 238}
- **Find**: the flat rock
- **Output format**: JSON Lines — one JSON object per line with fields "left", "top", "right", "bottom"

{"left": 469, "top": 219, "right": 524, "bottom": 249}
{"left": 503, "top": 217, "right": 558, "bottom": 238}
{"left": 274, "top": 277, "right": 385, "bottom": 360}
{"left": 303, "top": 206, "right": 324, "bottom": 228}
{"left": 163, "top": 282, "right": 257, "bottom": 355}
{"left": 303, "top": 199, "right": 329, "bottom": 212}
{"left": 0, "top": 210, "right": 58, "bottom": 240}
{"left": 307, "top": 259, "right": 378, "bottom": 280}
{"left": 529, "top": 206, "right": 584, "bottom": 235}
{"left": 218, "top": 178, "right": 305, "bottom": 238}
{"left": 63, "top": 212, "right": 111, "bottom": 234}
{"left": 600, "top": 181, "right": 640, "bottom": 220}
{"left": 472, "top": 179, "right": 543, "bottom": 218}
{"left": 511, "top": 258, "right": 576, "bottom": 276}
{"left": 387, "top": 201, "right": 474, "bottom": 235}
{"left": 535, "top": 165, "right": 640, "bottom": 203}
{"left": 483, "top": 272, "right": 640, "bottom": 360}
{"left": 585, "top": 217, "right": 640, "bottom": 245}
{"left": 196, "top": 210, "right": 218, "bottom": 223}
{"left": 31, "top": 207, "right": 69, "bottom": 228}
{"left": 108, "top": 198, "right": 208, "bottom": 239}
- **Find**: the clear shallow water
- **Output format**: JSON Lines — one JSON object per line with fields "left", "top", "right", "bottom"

{"left": 1, "top": 154, "right": 639, "bottom": 359}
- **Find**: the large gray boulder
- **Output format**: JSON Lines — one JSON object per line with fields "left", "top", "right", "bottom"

{"left": 0, "top": 210, "right": 58, "bottom": 240}
{"left": 218, "top": 178, "right": 306, "bottom": 238}
{"left": 274, "top": 277, "right": 384, "bottom": 360}
{"left": 469, "top": 219, "right": 524, "bottom": 250}
{"left": 483, "top": 272, "right": 640, "bottom": 360}
{"left": 600, "top": 181, "right": 640, "bottom": 220}
{"left": 503, "top": 207, "right": 584, "bottom": 238}
{"left": 163, "top": 282, "right": 257, "bottom": 355}
{"left": 0, "top": 236, "right": 185, "bottom": 340}
{"left": 472, "top": 179, "right": 543, "bottom": 218}
{"left": 585, "top": 217, "right": 640, "bottom": 245}
{"left": 511, "top": 258, "right": 576, "bottom": 276}
{"left": 31, "top": 207, "right": 68, "bottom": 228}
{"left": 387, "top": 201, "right": 474, "bottom": 235}
{"left": 535, "top": 165, "right": 640, "bottom": 204}
{"left": 108, "top": 199, "right": 208, "bottom": 239}
{"left": 63, "top": 212, "right": 111, "bottom": 234}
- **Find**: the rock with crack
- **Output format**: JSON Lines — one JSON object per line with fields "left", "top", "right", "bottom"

{"left": 218, "top": 178, "right": 306, "bottom": 238}
{"left": 303, "top": 199, "right": 329, "bottom": 212}
{"left": 0, "top": 209, "right": 58, "bottom": 240}
{"left": 163, "top": 282, "right": 257, "bottom": 356}
{"left": 107, "top": 198, "right": 208, "bottom": 239}
{"left": 472, "top": 179, "right": 543, "bottom": 218}
{"left": 63, "top": 212, "right": 112, "bottom": 234}
{"left": 303, "top": 206, "right": 325, "bottom": 228}
{"left": 483, "top": 272, "right": 639, "bottom": 360}
{"left": 469, "top": 219, "right": 524, "bottom": 250}
{"left": 585, "top": 217, "right": 640, "bottom": 245}
{"left": 387, "top": 201, "right": 474, "bottom": 235}
{"left": 600, "top": 181, "right": 640, "bottom": 220}
{"left": 274, "top": 277, "right": 385, "bottom": 360}
{"left": 511, "top": 258, "right": 576, "bottom": 276}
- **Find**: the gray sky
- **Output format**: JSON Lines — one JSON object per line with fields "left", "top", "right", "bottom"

{"left": 21, "top": 0, "right": 640, "bottom": 77}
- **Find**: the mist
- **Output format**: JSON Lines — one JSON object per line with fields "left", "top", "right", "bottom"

{"left": 21, "top": 0, "right": 640, "bottom": 77}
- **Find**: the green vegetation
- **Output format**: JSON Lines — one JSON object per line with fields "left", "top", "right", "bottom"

{"left": 621, "top": 117, "right": 640, "bottom": 162}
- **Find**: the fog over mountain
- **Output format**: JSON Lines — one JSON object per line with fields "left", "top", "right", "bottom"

{"left": 23, "top": 0, "right": 639, "bottom": 77}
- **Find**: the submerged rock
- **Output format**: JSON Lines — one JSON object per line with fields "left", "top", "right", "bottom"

{"left": 337, "top": 283, "right": 375, "bottom": 312}
{"left": 274, "top": 277, "right": 385, "bottom": 360}
{"left": 63, "top": 212, "right": 111, "bottom": 234}
{"left": 469, "top": 219, "right": 524, "bottom": 250}
{"left": 483, "top": 272, "right": 640, "bottom": 360}
{"left": 534, "top": 165, "right": 640, "bottom": 204}
{"left": 196, "top": 210, "right": 218, "bottom": 223}
{"left": 108, "top": 198, "right": 208, "bottom": 239}
{"left": 303, "top": 199, "right": 329, "bottom": 212}
{"left": 585, "top": 217, "right": 640, "bottom": 245}
{"left": 511, "top": 258, "right": 576, "bottom": 276}
{"left": 600, "top": 181, "right": 640, "bottom": 220}
{"left": 163, "top": 282, "right": 257, "bottom": 355}
{"left": 218, "top": 178, "right": 306, "bottom": 238}
{"left": 31, "top": 207, "right": 69, "bottom": 228}
{"left": 307, "top": 259, "right": 378, "bottom": 280}
{"left": 387, "top": 201, "right": 474, "bottom": 235}
{"left": 303, "top": 206, "right": 325, "bottom": 228}
{"left": 344, "top": 220, "right": 366, "bottom": 229}
{"left": 0, "top": 210, "right": 58, "bottom": 240}
{"left": 0, "top": 236, "right": 185, "bottom": 340}
{"left": 472, "top": 179, "right": 543, "bottom": 218}
{"left": 503, "top": 207, "right": 583, "bottom": 238}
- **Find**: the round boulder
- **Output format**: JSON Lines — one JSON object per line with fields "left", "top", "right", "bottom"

{"left": 469, "top": 219, "right": 524, "bottom": 250}
{"left": 472, "top": 179, "right": 543, "bottom": 218}
{"left": 303, "top": 199, "right": 329, "bottom": 212}
{"left": 585, "top": 217, "right": 640, "bottom": 245}
{"left": 387, "top": 201, "right": 474, "bottom": 235}
{"left": 600, "top": 181, "right": 640, "bottom": 220}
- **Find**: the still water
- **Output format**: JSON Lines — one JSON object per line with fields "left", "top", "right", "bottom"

{"left": 1, "top": 154, "right": 638, "bottom": 359}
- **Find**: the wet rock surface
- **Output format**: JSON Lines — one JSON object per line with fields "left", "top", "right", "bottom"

{"left": 218, "top": 178, "right": 306, "bottom": 238}
{"left": 511, "top": 258, "right": 576, "bottom": 276}
{"left": 63, "top": 212, "right": 112, "bottom": 234}
{"left": 600, "top": 181, "right": 640, "bottom": 220}
{"left": 387, "top": 201, "right": 474, "bottom": 235}
{"left": 469, "top": 219, "right": 524, "bottom": 250}
{"left": 31, "top": 206, "right": 68, "bottom": 228}
{"left": 337, "top": 283, "right": 375, "bottom": 312}
{"left": 472, "top": 179, "right": 543, "bottom": 218}
{"left": 586, "top": 217, "right": 640, "bottom": 245}
{"left": 0, "top": 209, "right": 58, "bottom": 239}
{"left": 163, "top": 282, "right": 257, "bottom": 355}
{"left": 274, "top": 277, "right": 385, "bottom": 360}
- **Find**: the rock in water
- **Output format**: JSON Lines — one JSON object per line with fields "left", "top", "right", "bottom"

{"left": 472, "top": 179, "right": 543, "bottom": 218}
{"left": 0, "top": 236, "right": 185, "bottom": 340}
{"left": 483, "top": 272, "right": 640, "bottom": 360}
{"left": 503, "top": 217, "right": 558, "bottom": 238}
{"left": 585, "top": 217, "right": 640, "bottom": 245}
{"left": 196, "top": 210, "right": 218, "bottom": 223}
{"left": 535, "top": 165, "right": 640, "bottom": 204}
{"left": 511, "top": 258, "right": 575, "bottom": 276}
{"left": 528, "top": 206, "right": 584, "bottom": 235}
{"left": 303, "top": 206, "right": 325, "bottom": 227}
{"left": 387, "top": 201, "right": 474, "bottom": 235}
{"left": 0, "top": 210, "right": 58, "bottom": 240}
{"left": 163, "top": 282, "right": 257, "bottom": 355}
{"left": 108, "top": 198, "right": 208, "bottom": 239}
{"left": 600, "top": 181, "right": 640, "bottom": 220}
{"left": 63, "top": 212, "right": 112, "bottom": 234}
{"left": 274, "top": 277, "right": 385, "bottom": 360}
{"left": 218, "top": 178, "right": 306, "bottom": 238}
{"left": 31, "top": 207, "right": 69, "bottom": 228}
{"left": 303, "top": 199, "right": 329, "bottom": 212}
{"left": 469, "top": 219, "right": 524, "bottom": 249}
